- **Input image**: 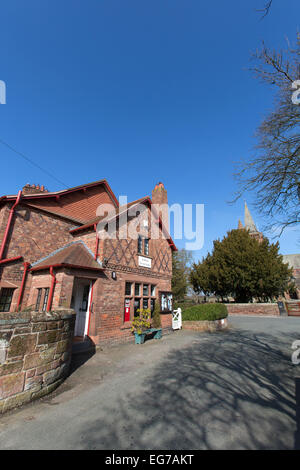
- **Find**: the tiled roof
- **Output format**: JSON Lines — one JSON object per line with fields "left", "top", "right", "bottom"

{"left": 30, "top": 242, "right": 103, "bottom": 272}
{"left": 0, "top": 280, "right": 19, "bottom": 288}
{"left": 1, "top": 179, "right": 119, "bottom": 224}
{"left": 70, "top": 197, "right": 150, "bottom": 233}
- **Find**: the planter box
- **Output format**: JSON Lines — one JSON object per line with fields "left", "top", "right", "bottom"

{"left": 134, "top": 328, "right": 162, "bottom": 344}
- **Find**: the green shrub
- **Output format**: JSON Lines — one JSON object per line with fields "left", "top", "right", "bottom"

{"left": 182, "top": 303, "right": 228, "bottom": 321}
{"left": 151, "top": 302, "right": 162, "bottom": 329}
{"left": 131, "top": 308, "right": 151, "bottom": 334}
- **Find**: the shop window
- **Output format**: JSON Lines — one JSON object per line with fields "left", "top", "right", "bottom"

{"left": 143, "top": 284, "right": 149, "bottom": 296}
{"left": 160, "top": 292, "right": 173, "bottom": 313}
{"left": 135, "top": 283, "right": 141, "bottom": 296}
{"left": 151, "top": 298, "right": 155, "bottom": 315}
{"left": 143, "top": 298, "right": 149, "bottom": 309}
{"left": 0, "top": 288, "right": 14, "bottom": 312}
{"left": 151, "top": 285, "right": 156, "bottom": 296}
{"left": 134, "top": 298, "right": 140, "bottom": 317}
{"left": 125, "top": 282, "right": 132, "bottom": 296}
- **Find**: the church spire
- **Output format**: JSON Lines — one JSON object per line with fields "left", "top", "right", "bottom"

{"left": 244, "top": 202, "right": 258, "bottom": 233}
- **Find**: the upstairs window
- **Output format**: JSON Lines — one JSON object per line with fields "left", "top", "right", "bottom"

{"left": 138, "top": 236, "right": 143, "bottom": 254}
{"left": 137, "top": 236, "right": 150, "bottom": 256}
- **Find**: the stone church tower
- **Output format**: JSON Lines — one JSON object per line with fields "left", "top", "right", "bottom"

{"left": 238, "top": 202, "right": 263, "bottom": 243}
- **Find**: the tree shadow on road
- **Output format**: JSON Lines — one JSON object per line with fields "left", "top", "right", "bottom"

{"left": 74, "top": 327, "right": 300, "bottom": 450}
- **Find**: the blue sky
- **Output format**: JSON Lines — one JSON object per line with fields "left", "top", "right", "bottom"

{"left": 0, "top": 0, "right": 299, "bottom": 260}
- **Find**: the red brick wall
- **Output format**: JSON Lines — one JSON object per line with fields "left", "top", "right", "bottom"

{"left": 0, "top": 203, "right": 75, "bottom": 311}
{"left": 226, "top": 303, "right": 280, "bottom": 316}
{"left": 89, "top": 271, "right": 172, "bottom": 346}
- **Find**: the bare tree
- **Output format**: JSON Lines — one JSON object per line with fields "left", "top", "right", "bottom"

{"left": 233, "top": 35, "right": 300, "bottom": 236}
{"left": 258, "top": 0, "right": 273, "bottom": 18}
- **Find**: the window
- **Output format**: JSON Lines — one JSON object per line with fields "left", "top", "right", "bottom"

{"left": 35, "top": 288, "right": 51, "bottom": 312}
{"left": 0, "top": 288, "right": 14, "bottom": 312}
{"left": 135, "top": 283, "right": 140, "bottom": 296}
{"left": 138, "top": 236, "right": 150, "bottom": 256}
{"left": 42, "top": 288, "right": 50, "bottom": 312}
{"left": 35, "top": 288, "right": 43, "bottom": 311}
{"left": 128, "top": 282, "right": 156, "bottom": 321}
{"left": 143, "top": 284, "right": 149, "bottom": 296}
{"left": 125, "top": 282, "right": 132, "bottom": 296}
{"left": 138, "top": 236, "right": 143, "bottom": 254}
{"left": 134, "top": 298, "right": 140, "bottom": 317}
{"left": 160, "top": 292, "right": 173, "bottom": 313}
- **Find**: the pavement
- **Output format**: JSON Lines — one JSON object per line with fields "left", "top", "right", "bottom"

{"left": 0, "top": 315, "right": 300, "bottom": 450}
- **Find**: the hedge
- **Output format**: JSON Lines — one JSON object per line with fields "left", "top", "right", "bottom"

{"left": 181, "top": 303, "right": 228, "bottom": 322}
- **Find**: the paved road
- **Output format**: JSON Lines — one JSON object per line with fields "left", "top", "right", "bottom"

{"left": 0, "top": 316, "right": 300, "bottom": 450}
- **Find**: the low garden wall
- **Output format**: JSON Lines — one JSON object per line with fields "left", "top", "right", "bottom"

{"left": 226, "top": 303, "right": 280, "bottom": 316}
{"left": 180, "top": 303, "right": 228, "bottom": 332}
{"left": 0, "top": 308, "right": 76, "bottom": 414}
{"left": 285, "top": 301, "right": 300, "bottom": 316}
{"left": 182, "top": 318, "right": 228, "bottom": 332}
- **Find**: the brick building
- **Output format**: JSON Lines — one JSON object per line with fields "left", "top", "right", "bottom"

{"left": 282, "top": 254, "right": 300, "bottom": 300}
{"left": 0, "top": 180, "right": 176, "bottom": 345}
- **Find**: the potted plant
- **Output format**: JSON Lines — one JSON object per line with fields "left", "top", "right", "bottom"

{"left": 151, "top": 302, "right": 162, "bottom": 331}
{"left": 131, "top": 308, "right": 151, "bottom": 344}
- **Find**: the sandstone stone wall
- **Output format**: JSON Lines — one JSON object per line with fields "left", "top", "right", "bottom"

{"left": 0, "top": 308, "right": 75, "bottom": 414}
{"left": 226, "top": 303, "right": 280, "bottom": 316}
{"left": 182, "top": 318, "right": 228, "bottom": 332}
{"left": 285, "top": 301, "right": 300, "bottom": 316}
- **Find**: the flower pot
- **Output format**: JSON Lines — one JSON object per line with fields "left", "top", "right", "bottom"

{"left": 134, "top": 332, "right": 146, "bottom": 344}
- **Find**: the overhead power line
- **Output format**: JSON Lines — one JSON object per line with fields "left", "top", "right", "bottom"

{"left": 0, "top": 138, "right": 69, "bottom": 189}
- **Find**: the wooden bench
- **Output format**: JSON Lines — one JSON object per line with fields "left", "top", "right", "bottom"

{"left": 134, "top": 328, "right": 162, "bottom": 344}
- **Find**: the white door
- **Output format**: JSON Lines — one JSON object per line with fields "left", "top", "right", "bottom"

{"left": 172, "top": 308, "right": 182, "bottom": 330}
{"left": 74, "top": 282, "right": 91, "bottom": 337}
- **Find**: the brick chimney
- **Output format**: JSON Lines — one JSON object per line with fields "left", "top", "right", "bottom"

{"left": 151, "top": 182, "right": 169, "bottom": 232}
{"left": 22, "top": 184, "right": 49, "bottom": 195}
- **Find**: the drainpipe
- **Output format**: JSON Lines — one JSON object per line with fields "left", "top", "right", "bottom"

{"left": 46, "top": 267, "right": 56, "bottom": 312}
{"left": 0, "top": 256, "right": 22, "bottom": 265}
{"left": 87, "top": 281, "right": 94, "bottom": 337}
{"left": 16, "top": 262, "right": 30, "bottom": 311}
{"left": 0, "top": 190, "right": 22, "bottom": 261}
{"left": 94, "top": 224, "right": 99, "bottom": 260}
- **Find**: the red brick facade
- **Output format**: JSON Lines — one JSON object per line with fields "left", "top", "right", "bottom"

{"left": 0, "top": 180, "right": 175, "bottom": 346}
